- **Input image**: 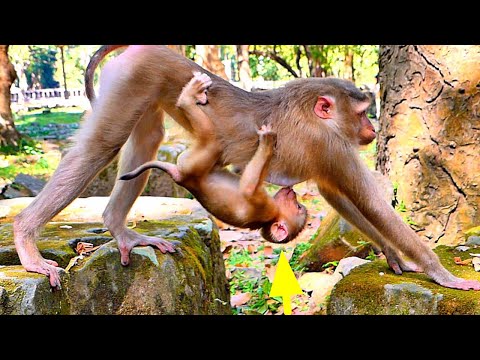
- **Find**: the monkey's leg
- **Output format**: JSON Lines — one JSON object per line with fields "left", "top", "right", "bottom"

{"left": 103, "top": 105, "right": 180, "bottom": 266}
{"left": 317, "top": 184, "right": 420, "bottom": 274}
{"left": 14, "top": 109, "right": 145, "bottom": 289}
{"left": 14, "top": 54, "right": 160, "bottom": 289}
{"left": 318, "top": 168, "right": 480, "bottom": 290}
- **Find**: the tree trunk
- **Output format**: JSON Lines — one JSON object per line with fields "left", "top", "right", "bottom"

{"left": 344, "top": 46, "right": 355, "bottom": 82}
{"left": 0, "top": 45, "right": 21, "bottom": 146}
{"left": 195, "top": 45, "right": 228, "bottom": 80}
{"left": 376, "top": 45, "right": 480, "bottom": 246}
{"left": 236, "top": 45, "right": 252, "bottom": 90}
{"left": 167, "top": 45, "right": 186, "bottom": 57}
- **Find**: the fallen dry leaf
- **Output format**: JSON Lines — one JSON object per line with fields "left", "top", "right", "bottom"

{"left": 265, "top": 263, "right": 275, "bottom": 283}
{"left": 264, "top": 246, "right": 273, "bottom": 257}
{"left": 75, "top": 242, "right": 101, "bottom": 256}
{"left": 230, "top": 292, "right": 252, "bottom": 307}
{"left": 247, "top": 244, "right": 257, "bottom": 253}
{"left": 221, "top": 244, "right": 233, "bottom": 255}
{"left": 454, "top": 257, "right": 473, "bottom": 265}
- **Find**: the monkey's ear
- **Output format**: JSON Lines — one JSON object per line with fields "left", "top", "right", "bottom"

{"left": 270, "top": 221, "right": 289, "bottom": 242}
{"left": 314, "top": 96, "right": 335, "bottom": 119}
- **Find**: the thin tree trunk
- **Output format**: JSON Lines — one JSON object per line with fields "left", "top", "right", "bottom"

{"left": 344, "top": 46, "right": 355, "bottom": 82}
{"left": 0, "top": 45, "right": 21, "bottom": 146}
{"left": 195, "top": 45, "right": 228, "bottom": 80}
{"left": 236, "top": 45, "right": 252, "bottom": 90}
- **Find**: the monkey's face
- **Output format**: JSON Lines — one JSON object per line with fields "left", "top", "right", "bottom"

{"left": 273, "top": 187, "right": 308, "bottom": 228}
{"left": 311, "top": 85, "right": 376, "bottom": 147}
{"left": 354, "top": 102, "right": 376, "bottom": 146}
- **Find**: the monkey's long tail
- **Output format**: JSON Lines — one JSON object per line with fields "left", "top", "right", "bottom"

{"left": 119, "top": 161, "right": 172, "bottom": 181}
{"left": 85, "top": 45, "right": 128, "bottom": 103}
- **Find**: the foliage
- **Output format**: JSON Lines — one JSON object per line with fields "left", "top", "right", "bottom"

{"left": 290, "top": 242, "right": 312, "bottom": 271}
{"left": 0, "top": 137, "right": 43, "bottom": 156}
{"left": 226, "top": 249, "right": 253, "bottom": 267}
{"left": 230, "top": 270, "right": 281, "bottom": 315}
{"left": 246, "top": 45, "right": 379, "bottom": 86}
{"left": 9, "top": 45, "right": 100, "bottom": 90}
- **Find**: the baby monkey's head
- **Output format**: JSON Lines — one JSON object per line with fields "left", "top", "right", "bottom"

{"left": 260, "top": 186, "right": 308, "bottom": 244}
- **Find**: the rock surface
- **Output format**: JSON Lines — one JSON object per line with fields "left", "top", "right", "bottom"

{"left": 0, "top": 197, "right": 231, "bottom": 315}
{"left": 299, "top": 211, "right": 374, "bottom": 271}
{"left": 328, "top": 245, "right": 480, "bottom": 315}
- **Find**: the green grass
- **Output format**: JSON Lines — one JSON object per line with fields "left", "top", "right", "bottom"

{"left": 15, "top": 107, "right": 84, "bottom": 127}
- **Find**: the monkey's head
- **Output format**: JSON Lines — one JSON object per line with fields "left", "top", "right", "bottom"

{"left": 260, "top": 186, "right": 308, "bottom": 243}
{"left": 312, "top": 80, "right": 376, "bottom": 146}
{"left": 283, "top": 78, "right": 377, "bottom": 147}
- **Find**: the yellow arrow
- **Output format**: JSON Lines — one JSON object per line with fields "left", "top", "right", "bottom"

{"left": 269, "top": 250, "right": 303, "bottom": 315}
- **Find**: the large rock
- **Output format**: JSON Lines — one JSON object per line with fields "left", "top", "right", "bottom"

{"left": 0, "top": 197, "right": 231, "bottom": 315}
{"left": 299, "top": 212, "right": 374, "bottom": 271}
{"left": 81, "top": 144, "right": 189, "bottom": 198}
{"left": 328, "top": 245, "right": 480, "bottom": 314}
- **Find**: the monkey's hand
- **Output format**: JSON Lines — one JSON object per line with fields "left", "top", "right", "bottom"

{"left": 257, "top": 124, "right": 277, "bottom": 149}
{"left": 177, "top": 72, "right": 213, "bottom": 107}
{"left": 116, "top": 228, "right": 181, "bottom": 266}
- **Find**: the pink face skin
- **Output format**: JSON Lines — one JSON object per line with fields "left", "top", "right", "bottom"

{"left": 314, "top": 96, "right": 377, "bottom": 146}
{"left": 273, "top": 186, "right": 307, "bottom": 220}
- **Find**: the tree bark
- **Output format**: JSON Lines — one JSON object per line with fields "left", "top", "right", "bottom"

{"left": 167, "top": 45, "right": 186, "bottom": 57}
{"left": 195, "top": 45, "right": 228, "bottom": 80}
{"left": 0, "top": 45, "right": 21, "bottom": 146}
{"left": 376, "top": 45, "right": 480, "bottom": 246}
{"left": 344, "top": 46, "right": 355, "bottom": 82}
{"left": 236, "top": 45, "right": 252, "bottom": 90}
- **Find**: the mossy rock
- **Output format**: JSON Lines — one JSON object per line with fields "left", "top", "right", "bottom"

{"left": 0, "top": 197, "right": 230, "bottom": 315}
{"left": 328, "top": 245, "right": 480, "bottom": 315}
{"left": 299, "top": 211, "right": 374, "bottom": 271}
{"left": 0, "top": 222, "right": 111, "bottom": 268}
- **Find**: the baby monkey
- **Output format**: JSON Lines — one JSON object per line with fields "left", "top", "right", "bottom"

{"left": 121, "top": 72, "right": 307, "bottom": 243}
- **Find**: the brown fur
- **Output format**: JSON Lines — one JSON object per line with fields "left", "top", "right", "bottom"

{"left": 13, "top": 45, "right": 480, "bottom": 291}
{"left": 121, "top": 73, "right": 307, "bottom": 243}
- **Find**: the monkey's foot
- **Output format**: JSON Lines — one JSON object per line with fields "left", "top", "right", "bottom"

{"left": 384, "top": 250, "right": 423, "bottom": 275}
{"left": 436, "top": 277, "right": 480, "bottom": 291}
{"left": 23, "top": 258, "right": 64, "bottom": 290}
{"left": 116, "top": 228, "right": 181, "bottom": 266}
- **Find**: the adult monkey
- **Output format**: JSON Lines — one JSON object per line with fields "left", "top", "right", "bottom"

{"left": 13, "top": 45, "right": 480, "bottom": 291}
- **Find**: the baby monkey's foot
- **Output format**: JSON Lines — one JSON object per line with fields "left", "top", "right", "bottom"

{"left": 189, "top": 72, "right": 213, "bottom": 105}
{"left": 257, "top": 124, "right": 277, "bottom": 147}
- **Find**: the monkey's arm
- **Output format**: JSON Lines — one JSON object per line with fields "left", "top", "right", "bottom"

{"left": 239, "top": 126, "right": 276, "bottom": 199}
{"left": 317, "top": 181, "right": 420, "bottom": 274}
{"left": 316, "top": 160, "right": 478, "bottom": 289}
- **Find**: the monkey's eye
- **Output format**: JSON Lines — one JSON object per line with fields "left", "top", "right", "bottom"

{"left": 297, "top": 204, "right": 302, "bottom": 210}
